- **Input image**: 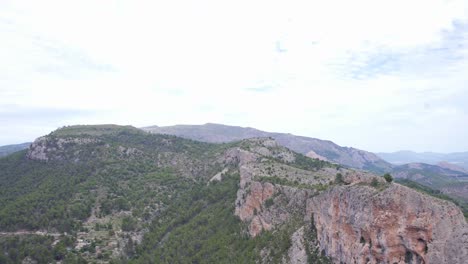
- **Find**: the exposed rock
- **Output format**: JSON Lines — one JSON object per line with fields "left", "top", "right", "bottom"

{"left": 21, "top": 256, "right": 37, "bottom": 264}
{"left": 229, "top": 140, "right": 468, "bottom": 263}
{"left": 209, "top": 168, "right": 229, "bottom": 182}
{"left": 27, "top": 136, "right": 98, "bottom": 161}
{"left": 286, "top": 226, "right": 308, "bottom": 264}
{"left": 235, "top": 181, "right": 275, "bottom": 236}
{"left": 307, "top": 184, "right": 468, "bottom": 264}
{"left": 26, "top": 136, "right": 49, "bottom": 161}
{"left": 306, "top": 150, "right": 328, "bottom": 161}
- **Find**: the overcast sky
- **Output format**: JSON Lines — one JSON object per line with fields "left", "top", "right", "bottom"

{"left": 1, "top": 0, "right": 468, "bottom": 152}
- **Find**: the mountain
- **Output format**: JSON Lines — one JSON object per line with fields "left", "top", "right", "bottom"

{"left": 0, "top": 142, "right": 30, "bottom": 157}
{"left": 392, "top": 162, "right": 468, "bottom": 183}
{"left": 142, "top": 124, "right": 468, "bottom": 207}
{"left": 142, "top": 123, "right": 393, "bottom": 173}
{"left": 437, "top": 161, "right": 468, "bottom": 173}
{"left": 392, "top": 162, "right": 468, "bottom": 205}
{"left": 0, "top": 124, "right": 467, "bottom": 263}
{"left": 377, "top": 150, "right": 468, "bottom": 170}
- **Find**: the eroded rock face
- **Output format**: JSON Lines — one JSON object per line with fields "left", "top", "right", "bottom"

{"left": 307, "top": 184, "right": 468, "bottom": 264}
{"left": 27, "top": 136, "right": 99, "bottom": 161}
{"left": 287, "top": 227, "right": 308, "bottom": 264}
{"left": 229, "top": 139, "right": 468, "bottom": 263}
{"left": 235, "top": 181, "right": 275, "bottom": 222}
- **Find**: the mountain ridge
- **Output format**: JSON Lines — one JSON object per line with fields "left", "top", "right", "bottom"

{"left": 377, "top": 150, "right": 468, "bottom": 169}
{"left": 142, "top": 123, "right": 394, "bottom": 173}
{"left": 143, "top": 123, "right": 468, "bottom": 214}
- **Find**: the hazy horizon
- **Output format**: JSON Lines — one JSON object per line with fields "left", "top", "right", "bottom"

{"left": 1, "top": 0, "right": 468, "bottom": 152}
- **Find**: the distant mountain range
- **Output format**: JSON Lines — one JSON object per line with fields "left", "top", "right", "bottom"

{"left": 143, "top": 123, "right": 394, "bottom": 173}
{"left": 377, "top": 150, "right": 468, "bottom": 170}
{"left": 0, "top": 142, "right": 30, "bottom": 157}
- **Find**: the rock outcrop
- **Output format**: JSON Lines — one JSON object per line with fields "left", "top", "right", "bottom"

{"left": 308, "top": 184, "right": 468, "bottom": 264}
{"left": 287, "top": 227, "right": 308, "bottom": 264}
{"left": 229, "top": 138, "right": 468, "bottom": 263}
{"left": 27, "top": 136, "right": 98, "bottom": 161}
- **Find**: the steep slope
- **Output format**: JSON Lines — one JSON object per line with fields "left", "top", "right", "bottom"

{"left": 0, "top": 125, "right": 467, "bottom": 263}
{"left": 0, "top": 142, "right": 30, "bottom": 157}
{"left": 142, "top": 123, "right": 393, "bottom": 173}
{"left": 223, "top": 140, "right": 468, "bottom": 263}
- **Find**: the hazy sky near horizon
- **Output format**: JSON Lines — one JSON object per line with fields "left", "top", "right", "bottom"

{"left": 1, "top": 0, "right": 468, "bottom": 152}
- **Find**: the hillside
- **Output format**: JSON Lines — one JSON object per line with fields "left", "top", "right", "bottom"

{"left": 0, "top": 125, "right": 467, "bottom": 263}
{"left": 0, "top": 143, "right": 30, "bottom": 157}
{"left": 377, "top": 150, "right": 468, "bottom": 170}
{"left": 142, "top": 123, "right": 393, "bottom": 173}
{"left": 392, "top": 162, "right": 468, "bottom": 207}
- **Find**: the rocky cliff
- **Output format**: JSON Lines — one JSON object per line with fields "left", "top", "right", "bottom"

{"left": 226, "top": 138, "right": 468, "bottom": 263}
{"left": 309, "top": 184, "right": 468, "bottom": 264}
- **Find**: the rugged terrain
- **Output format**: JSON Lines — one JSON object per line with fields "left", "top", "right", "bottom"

{"left": 0, "top": 125, "right": 467, "bottom": 263}
{"left": 142, "top": 123, "right": 393, "bottom": 173}
{"left": 143, "top": 123, "right": 468, "bottom": 211}
{"left": 377, "top": 151, "right": 468, "bottom": 170}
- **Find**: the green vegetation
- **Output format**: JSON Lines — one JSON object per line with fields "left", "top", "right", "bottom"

{"left": 290, "top": 153, "right": 333, "bottom": 171}
{"left": 50, "top": 124, "right": 143, "bottom": 137}
{"left": 0, "top": 125, "right": 340, "bottom": 263}
{"left": 0, "top": 235, "right": 81, "bottom": 264}
{"left": 383, "top": 173, "right": 393, "bottom": 183}
{"left": 334, "top": 173, "right": 344, "bottom": 184}
{"left": 127, "top": 174, "right": 327, "bottom": 264}
{"left": 305, "top": 216, "right": 332, "bottom": 264}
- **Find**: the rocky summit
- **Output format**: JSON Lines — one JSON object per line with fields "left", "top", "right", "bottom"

{"left": 0, "top": 125, "right": 466, "bottom": 263}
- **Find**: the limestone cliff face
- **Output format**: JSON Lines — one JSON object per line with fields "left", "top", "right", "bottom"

{"left": 308, "top": 184, "right": 468, "bottom": 264}
{"left": 27, "top": 136, "right": 99, "bottom": 161}
{"left": 228, "top": 139, "right": 468, "bottom": 263}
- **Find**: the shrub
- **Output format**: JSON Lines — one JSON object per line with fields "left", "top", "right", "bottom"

{"left": 334, "top": 173, "right": 344, "bottom": 184}
{"left": 383, "top": 173, "right": 393, "bottom": 183}
{"left": 121, "top": 216, "right": 137, "bottom": 232}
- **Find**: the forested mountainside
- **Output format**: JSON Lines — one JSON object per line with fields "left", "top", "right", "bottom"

{"left": 142, "top": 123, "right": 393, "bottom": 173}
{"left": 0, "top": 125, "right": 467, "bottom": 263}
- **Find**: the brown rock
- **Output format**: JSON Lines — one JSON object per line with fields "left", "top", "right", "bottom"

{"left": 307, "top": 184, "right": 468, "bottom": 264}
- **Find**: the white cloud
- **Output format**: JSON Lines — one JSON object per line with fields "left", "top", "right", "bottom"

{"left": 1, "top": 0, "right": 468, "bottom": 152}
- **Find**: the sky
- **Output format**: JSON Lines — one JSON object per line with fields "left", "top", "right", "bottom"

{"left": 1, "top": 0, "right": 468, "bottom": 152}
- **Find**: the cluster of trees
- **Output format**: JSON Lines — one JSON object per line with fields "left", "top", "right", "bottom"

{"left": 0, "top": 235, "right": 82, "bottom": 264}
